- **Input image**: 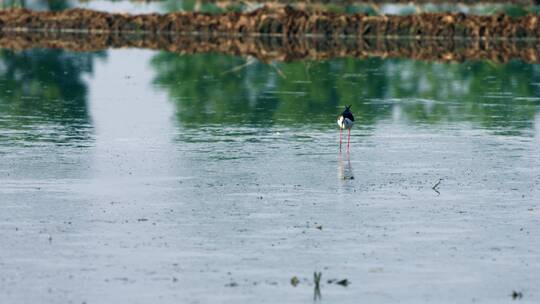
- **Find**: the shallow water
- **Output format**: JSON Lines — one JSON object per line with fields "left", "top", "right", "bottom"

{"left": 1, "top": 45, "right": 540, "bottom": 304}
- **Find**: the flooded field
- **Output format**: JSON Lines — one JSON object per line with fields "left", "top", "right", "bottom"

{"left": 1, "top": 47, "right": 539, "bottom": 304}
{"left": 1, "top": 1, "right": 540, "bottom": 304}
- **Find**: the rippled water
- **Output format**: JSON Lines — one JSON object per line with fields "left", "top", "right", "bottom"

{"left": 1, "top": 44, "right": 540, "bottom": 303}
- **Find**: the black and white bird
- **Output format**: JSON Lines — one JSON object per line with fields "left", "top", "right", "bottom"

{"left": 337, "top": 105, "right": 354, "bottom": 151}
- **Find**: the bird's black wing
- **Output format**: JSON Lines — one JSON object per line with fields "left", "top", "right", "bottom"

{"left": 342, "top": 110, "right": 354, "bottom": 122}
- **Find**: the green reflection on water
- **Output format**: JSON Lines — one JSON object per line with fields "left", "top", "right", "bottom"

{"left": 388, "top": 60, "right": 540, "bottom": 135}
{"left": 151, "top": 53, "right": 392, "bottom": 128}
{"left": 152, "top": 52, "right": 540, "bottom": 135}
{"left": 0, "top": 48, "right": 537, "bottom": 144}
{"left": 0, "top": 49, "right": 104, "bottom": 144}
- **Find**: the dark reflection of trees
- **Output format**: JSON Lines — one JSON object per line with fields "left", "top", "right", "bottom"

{"left": 0, "top": 49, "right": 104, "bottom": 144}
{"left": 152, "top": 52, "right": 540, "bottom": 136}
{"left": 151, "top": 53, "right": 391, "bottom": 128}
{"left": 0, "top": 2, "right": 106, "bottom": 145}
{"left": 152, "top": 53, "right": 279, "bottom": 127}
{"left": 386, "top": 59, "right": 540, "bottom": 135}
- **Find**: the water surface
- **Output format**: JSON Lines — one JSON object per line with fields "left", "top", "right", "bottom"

{"left": 0, "top": 47, "right": 539, "bottom": 303}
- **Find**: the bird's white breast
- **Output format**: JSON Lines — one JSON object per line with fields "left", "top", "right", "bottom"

{"left": 337, "top": 116, "right": 354, "bottom": 129}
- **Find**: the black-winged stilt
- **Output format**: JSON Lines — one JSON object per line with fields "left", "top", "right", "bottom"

{"left": 337, "top": 105, "right": 354, "bottom": 151}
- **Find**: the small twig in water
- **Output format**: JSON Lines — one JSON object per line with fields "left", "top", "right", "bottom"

{"left": 313, "top": 272, "right": 322, "bottom": 301}
{"left": 432, "top": 178, "right": 442, "bottom": 194}
{"left": 271, "top": 62, "right": 287, "bottom": 79}
{"left": 221, "top": 57, "right": 256, "bottom": 75}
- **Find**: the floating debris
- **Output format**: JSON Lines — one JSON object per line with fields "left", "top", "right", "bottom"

{"left": 225, "top": 282, "right": 238, "bottom": 287}
{"left": 327, "top": 278, "right": 350, "bottom": 286}
{"left": 290, "top": 276, "right": 299, "bottom": 286}
{"left": 511, "top": 290, "right": 523, "bottom": 300}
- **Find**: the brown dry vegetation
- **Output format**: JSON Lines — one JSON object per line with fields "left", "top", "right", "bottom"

{"left": 0, "top": 6, "right": 539, "bottom": 38}
{"left": 1, "top": 31, "right": 539, "bottom": 63}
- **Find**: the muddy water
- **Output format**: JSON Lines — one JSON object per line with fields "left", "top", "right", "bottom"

{"left": 1, "top": 48, "right": 540, "bottom": 304}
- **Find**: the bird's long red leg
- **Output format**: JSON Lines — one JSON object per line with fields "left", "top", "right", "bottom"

{"left": 339, "top": 128, "right": 342, "bottom": 152}
{"left": 347, "top": 128, "right": 351, "bottom": 151}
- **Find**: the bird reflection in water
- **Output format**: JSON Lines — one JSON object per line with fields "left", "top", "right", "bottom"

{"left": 338, "top": 152, "right": 354, "bottom": 180}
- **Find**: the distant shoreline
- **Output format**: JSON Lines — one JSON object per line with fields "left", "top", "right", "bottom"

{"left": 0, "top": 6, "right": 540, "bottom": 39}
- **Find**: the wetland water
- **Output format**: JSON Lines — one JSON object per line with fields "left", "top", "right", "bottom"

{"left": 1, "top": 47, "right": 540, "bottom": 303}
